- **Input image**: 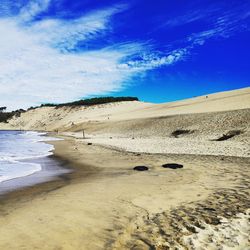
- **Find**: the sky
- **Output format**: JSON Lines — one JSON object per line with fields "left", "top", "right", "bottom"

{"left": 0, "top": 0, "right": 249, "bottom": 110}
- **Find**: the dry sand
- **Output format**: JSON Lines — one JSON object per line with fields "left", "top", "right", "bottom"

{"left": 2, "top": 87, "right": 250, "bottom": 132}
{"left": 0, "top": 139, "right": 249, "bottom": 249}
{"left": 0, "top": 87, "right": 250, "bottom": 249}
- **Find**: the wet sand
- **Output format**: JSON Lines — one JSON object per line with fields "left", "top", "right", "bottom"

{"left": 0, "top": 137, "right": 249, "bottom": 249}
{"left": 0, "top": 155, "right": 70, "bottom": 196}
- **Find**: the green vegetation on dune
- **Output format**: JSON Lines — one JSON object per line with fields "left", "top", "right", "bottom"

{"left": 28, "top": 96, "right": 139, "bottom": 110}
{"left": 0, "top": 97, "right": 139, "bottom": 122}
{"left": 0, "top": 108, "right": 25, "bottom": 123}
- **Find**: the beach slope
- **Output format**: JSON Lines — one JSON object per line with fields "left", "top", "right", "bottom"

{"left": 0, "top": 87, "right": 249, "bottom": 249}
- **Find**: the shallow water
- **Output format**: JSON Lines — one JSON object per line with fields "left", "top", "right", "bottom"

{"left": 0, "top": 131, "right": 57, "bottom": 183}
{"left": 0, "top": 131, "right": 69, "bottom": 194}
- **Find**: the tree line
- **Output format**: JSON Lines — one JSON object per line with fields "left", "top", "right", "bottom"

{"left": 28, "top": 96, "right": 139, "bottom": 110}
{"left": 0, "top": 107, "right": 25, "bottom": 123}
{"left": 0, "top": 96, "right": 139, "bottom": 122}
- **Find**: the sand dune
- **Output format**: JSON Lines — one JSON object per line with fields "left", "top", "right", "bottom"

{"left": 2, "top": 87, "right": 249, "bottom": 158}
{"left": 0, "top": 87, "right": 250, "bottom": 249}
{"left": 2, "top": 87, "right": 250, "bottom": 132}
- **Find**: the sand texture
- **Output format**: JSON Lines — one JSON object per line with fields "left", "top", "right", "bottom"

{"left": 0, "top": 87, "right": 249, "bottom": 249}
{"left": 1, "top": 87, "right": 250, "bottom": 131}
{"left": 0, "top": 140, "right": 249, "bottom": 249}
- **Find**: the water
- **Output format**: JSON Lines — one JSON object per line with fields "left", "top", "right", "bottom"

{"left": 0, "top": 131, "right": 61, "bottom": 184}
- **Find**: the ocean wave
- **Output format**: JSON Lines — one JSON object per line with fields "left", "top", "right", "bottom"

{"left": 0, "top": 131, "right": 56, "bottom": 183}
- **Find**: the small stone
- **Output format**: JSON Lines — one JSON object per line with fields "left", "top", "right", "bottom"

{"left": 162, "top": 163, "right": 183, "bottom": 169}
{"left": 133, "top": 166, "right": 149, "bottom": 171}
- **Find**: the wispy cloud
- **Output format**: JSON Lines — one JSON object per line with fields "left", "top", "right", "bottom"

{"left": 162, "top": 7, "right": 220, "bottom": 28}
{"left": 2, "top": 1, "right": 248, "bottom": 110}
{"left": 161, "top": 2, "right": 250, "bottom": 58}
{"left": 119, "top": 49, "right": 187, "bottom": 70}
{"left": 19, "top": 0, "right": 51, "bottom": 22}
{"left": 163, "top": 2, "right": 250, "bottom": 32}
{"left": 187, "top": 7, "right": 250, "bottom": 46}
{"left": 0, "top": 1, "right": 184, "bottom": 110}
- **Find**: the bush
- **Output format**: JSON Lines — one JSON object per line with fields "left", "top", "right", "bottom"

{"left": 0, "top": 109, "right": 25, "bottom": 123}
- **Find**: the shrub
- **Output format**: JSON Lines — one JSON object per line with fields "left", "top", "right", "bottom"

{"left": 0, "top": 109, "right": 25, "bottom": 123}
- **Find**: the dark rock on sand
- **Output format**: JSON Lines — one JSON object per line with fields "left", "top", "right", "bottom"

{"left": 133, "top": 166, "right": 149, "bottom": 171}
{"left": 171, "top": 129, "right": 193, "bottom": 138}
{"left": 214, "top": 130, "right": 242, "bottom": 141}
{"left": 162, "top": 163, "right": 183, "bottom": 169}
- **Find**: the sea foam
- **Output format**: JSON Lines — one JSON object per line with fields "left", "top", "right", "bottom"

{"left": 0, "top": 131, "right": 58, "bottom": 183}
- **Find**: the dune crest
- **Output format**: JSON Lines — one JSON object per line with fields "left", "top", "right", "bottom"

{"left": 2, "top": 87, "right": 249, "bottom": 158}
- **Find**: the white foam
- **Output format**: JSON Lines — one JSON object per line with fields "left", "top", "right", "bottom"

{"left": 0, "top": 131, "right": 57, "bottom": 183}
{"left": 0, "top": 161, "right": 41, "bottom": 183}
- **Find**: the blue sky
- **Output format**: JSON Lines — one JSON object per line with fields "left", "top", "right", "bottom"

{"left": 0, "top": 0, "right": 249, "bottom": 109}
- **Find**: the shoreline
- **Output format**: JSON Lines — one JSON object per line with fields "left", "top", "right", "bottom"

{"left": 0, "top": 136, "right": 249, "bottom": 249}
{"left": 0, "top": 131, "right": 71, "bottom": 197}
{"left": 0, "top": 154, "right": 71, "bottom": 196}
{"left": 1, "top": 134, "right": 249, "bottom": 208}
{"left": 0, "top": 137, "right": 96, "bottom": 202}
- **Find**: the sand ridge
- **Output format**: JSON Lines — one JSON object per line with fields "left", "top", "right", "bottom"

{"left": 1, "top": 87, "right": 250, "bottom": 132}
{"left": 2, "top": 88, "right": 249, "bottom": 159}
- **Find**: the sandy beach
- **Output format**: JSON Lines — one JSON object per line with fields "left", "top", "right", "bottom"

{"left": 1, "top": 0, "right": 250, "bottom": 248}
{"left": 0, "top": 88, "right": 250, "bottom": 249}
{"left": 0, "top": 138, "right": 249, "bottom": 249}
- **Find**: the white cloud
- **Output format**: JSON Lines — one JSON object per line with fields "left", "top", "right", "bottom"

{"left": 162, "top": 8, "right": 219, "bottom": 28}
{"left": 19, "top": 0, "right": 51, "bottom": 22}
{"left": 0, "top": 1, "right": 185, "bottom": 110}
{"left": 28, "top": 6, "right": 124, "bottom": 51}
{"left": 119, "top": 49, "right": 187, "bottom": 70}
{"left": 162, "top": 2, "right": 250, "bottom": 49}
{"left": 186, "top": 5, "right": 250, "bottom": 46}
{"left": 0, "top": 17, "right": 134, "bottom": 109}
